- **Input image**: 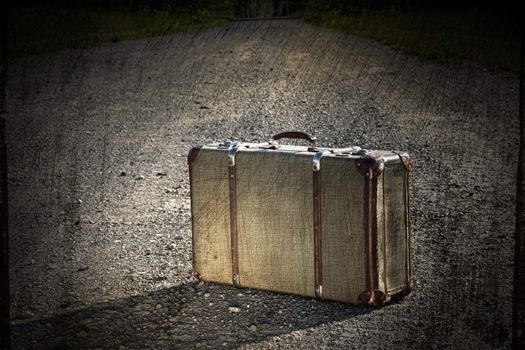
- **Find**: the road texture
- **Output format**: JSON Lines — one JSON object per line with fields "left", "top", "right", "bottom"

{"left": 6, "top": 19, "right": 518, "bottom": 349}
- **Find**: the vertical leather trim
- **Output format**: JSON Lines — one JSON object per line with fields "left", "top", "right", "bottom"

{"left": 188, "top": 146, "right": 203, "bottom": 281}
{"left": 366, "top": 176, "right": 380, "bottom": 296}
{"left": 356, "top": 156, "right": 386, "bottom": 307}
{"left": 313, "top": 170, "right": 322, "bottom": 299}
{"left": 312, "top": 151, "right": 329, "bottom": 299}
{"left": 229, "top": 161, "right": 240, "bottom": 287}
{"left": 393, "top": 151, "right": 413, "bottom": 291}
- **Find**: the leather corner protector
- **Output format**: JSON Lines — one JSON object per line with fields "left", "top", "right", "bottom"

{"left": 188, "top": 146, "right": 203, "bottom": 166}
{"left": 358, "top": 289, "right": 386, "bottom": 308}
{"left": 400, "top": 155, "right": 412, "bottom": 172}
{"left": 407, "top": 277, "right": 415, "bottom": 291}
{"left": 393, "top": 151, "right": 412, "bottom": 172}
{"left": 356, "top": 156, "right": 385, "bottom": 178}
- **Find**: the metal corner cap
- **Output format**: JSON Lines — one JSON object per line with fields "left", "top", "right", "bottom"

{"left": 355, "top": 155, "right": 385, "bottom": 178}
{"left": 188, "top": 146, "right": 203, "bottom": 166}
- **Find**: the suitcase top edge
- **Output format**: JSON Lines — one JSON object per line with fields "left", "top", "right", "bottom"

{"left": 195, "top": 143, "right": 408, "bottom": 162}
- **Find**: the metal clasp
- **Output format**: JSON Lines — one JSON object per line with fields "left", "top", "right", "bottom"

{"left": 218, "top": 140, "right": 240, "bottom": 149}
{"left": 218, "top": 140, "right": 241, "bottom": 166}
{"left": 313, "top": 151, "right": 330, "bottom": 172}
{"left": 258, "top": 140, "right": 278, "bottom": 150}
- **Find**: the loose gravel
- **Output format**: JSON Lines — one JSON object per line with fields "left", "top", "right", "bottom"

{"left": 6, "top": 19, "right": 518, "bottom": 349}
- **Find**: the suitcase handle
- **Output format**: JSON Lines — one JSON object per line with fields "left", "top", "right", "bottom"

{"left": 272, "top": 131, "right": 317, "bottom": 146}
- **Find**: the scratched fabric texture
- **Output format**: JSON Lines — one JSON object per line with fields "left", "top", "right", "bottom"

{"left": 236, "top": 150, "right": 315, "bottom": 297}
{"left": 192, "top": 147, "right": 410, "bottom": 304}
{"left": 191, "top": 148, "right": 232, "bottom": 285}
{"left": 319, "top": 156, "right": 366, "bottom": 303}
{"left": 382, "top": 161, "right": 408, "bottom": 292}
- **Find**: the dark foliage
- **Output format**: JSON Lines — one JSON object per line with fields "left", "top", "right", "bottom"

{"left": 302, "top": 0, "right": 520, "bottom": 16}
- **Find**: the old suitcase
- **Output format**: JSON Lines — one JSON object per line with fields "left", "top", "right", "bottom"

{"left": 188, "top": 131, "right": 414, "bottom": 307}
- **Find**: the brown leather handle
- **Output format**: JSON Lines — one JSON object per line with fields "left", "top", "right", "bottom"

{"left": 272, "top": 131, "right": 317, "bottom": 145}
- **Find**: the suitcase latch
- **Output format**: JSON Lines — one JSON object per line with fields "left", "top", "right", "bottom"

{"left": 334, "top": 146, "right": 367, "bottom": 157}
{"left": 218, "top": 140, "right": 240, "bottom": 149}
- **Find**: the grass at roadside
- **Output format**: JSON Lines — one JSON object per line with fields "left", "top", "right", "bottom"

{"left": 8, "top": 6, "right": 230, "bottom": 60}
{"left": 8, "top": 5, "right": 520, "bottom": 73}
{"left": 303, "top": 8, "right": 520, "bottom": 72}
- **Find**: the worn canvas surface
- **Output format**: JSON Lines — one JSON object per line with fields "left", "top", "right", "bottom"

{"left": 191, "top": 148, "right": 232, "bottom": 284}
{"left": 191, "top": 146, "right": 409, "bottom": 303}
{"left": 236, "top": 150, "right": 315, "bottom": 297}
{"left": 383, "top": 162, "right": 409, "bottom": 293}
{"left": 319, "top": 157, "right": 365, "bottom": 303}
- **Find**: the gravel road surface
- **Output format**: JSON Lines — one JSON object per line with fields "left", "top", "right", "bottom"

{"left": 7, "top": 19, "right": 518, "bottom": 349}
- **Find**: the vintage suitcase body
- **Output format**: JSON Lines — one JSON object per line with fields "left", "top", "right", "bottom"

{"left": 188, "top": 132, "right": 413, "bottom": 307}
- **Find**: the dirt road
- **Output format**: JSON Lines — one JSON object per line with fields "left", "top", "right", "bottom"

{"left": 7, "top": 19, "right": 518, "bottom": 349}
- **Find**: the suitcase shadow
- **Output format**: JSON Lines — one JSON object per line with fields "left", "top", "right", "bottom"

{"left": 11, "top": 281, "right": 371, "bottom": 349}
